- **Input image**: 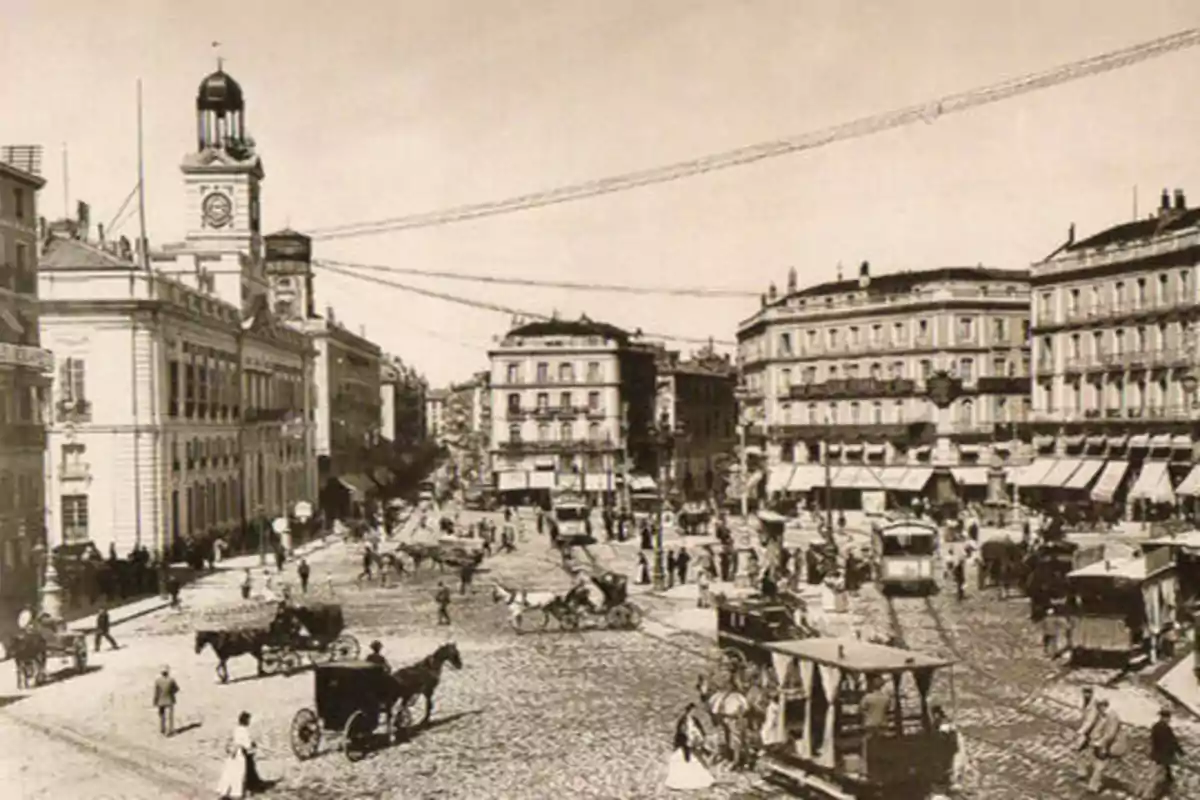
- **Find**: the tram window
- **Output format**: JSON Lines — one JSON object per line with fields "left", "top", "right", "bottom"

{"left": 880, "top": 534, "right": 935, "bottom": 556}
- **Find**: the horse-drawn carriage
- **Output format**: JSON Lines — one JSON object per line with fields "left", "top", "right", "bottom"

{"left": 714, "top": 595, "right": 817, "bottom": 686}
{"left": 289, "top": 643, "right": 463, "bottom": 762}
{"left": 195, "top": 601, "right": 360, "bottom": 683}
{"left": 10, "top": 613, "right": 88, "bottom": 688}
{"left": 677, "top": 501, "right": 712, "bottom": 536}
{"left": 561, "top": 570, "right": 643, "bottom": 630}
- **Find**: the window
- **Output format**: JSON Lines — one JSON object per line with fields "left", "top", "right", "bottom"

{"left": 1136, "top": 326, "right": 1148, "bottom": 353}
{"left": 806, "top": 330, "right": 818, "bottom": 351}
{"left": 588, "top": 422, "right": 601, "bottom": 441}
{"left": 958, "top": 399, "right": 974, "bottom": 425}
{"left": 587, "top": 391, "right": 600, "bottom": 410}
{"left": 1136, "top": 277, "right": 1147, "bottom": 306}
{"left": 807, "top": 403, "right": 818, "bottom": 423}
{"left": 957, "top": 317, "right": 974, "bottom": 342}
{"left": 780, "top": 368, "right": 792, "bottom": 388}
{"left": 803, "top": 366, "right": 817, "bottom": 384}
{"left": 917, "top": 319, "right": 929, "bottom": 340}
{"left": 892, "top": 322, "right": 906, "bottom": 345}
{"left": 559, "top": 422, "right": 572, "bottom": 442}
{"left": 1114, "top": 329, "right": 1125, "bottom": 355}
{"left": 537, "top": 423, "right": 549, "bottom": 442}
{"left": 781, "top": 402, "right": 792, "bottom": 424}
{"left": 869, "top": 362, "right": 882, "bottom": 380}
{"left": 1039, "top": 292, "right": 1052, "bottom": 319}
{"left": 62, "top": 494, "right": 89, "bottom": 543}
{"left": 993, "top": 318, "right": 1007, "bottom": 343}
{"left": 828, "top": 403, "right": 838, "bottom": 424}
{"left": 872, "top": 401, "right": 883, "bottom": 424}
{"left": 1114, "top": 281, "right": 1125, "bottom": 309}
{"left": 828, "top": 329, "right": 839, "bottom": 349}
{"left": 1068, "top": 289, "right": 1079, "bottom": 316}
{"left": 850, "top": 402, "right": 861, "bottom": 423}
{"left": 1092, "top": 330, "right": 1105, "bottom": 357}
{"left": 59, "top": 357, "right": 87, "bottom": 413}
{"left": 845, "top": 363, "right": 860, "bottom": 379}
{"left": 827, "top": 364, "right": 839, "bottom": 380}
{"left": 509, "top": 423, "right": 521, "bottom": 442}
{"left": 536, "top": 362, "right": 548, "bottom": 383}
{"left": 506, "top": 363, "right": 520, "bottom": 383}
{"left": 849, "top": 327, "right": 860, "bottom": 346}
{"left": 11, "top": 187, "right": 24, "bottom": 220}
{"left": 1181, "top": 270, "right": 1192, "bottom": 303}
{"left": 778, "top": 332, "right": 793, "bottom": 356}
{"left": 1159, "top": 273, "right": 1170, "bottom": 302}
{"left": 586, "top": 362, "right": 600, "bottom": 382}
{"left": 889, "top": 361, "right": 903, "bottom": 379}
{"left": 894, "top": 400, "right": 905, "bottom": 423}
{"left": 993, "top": 357, "right": 1007, "bottom": 377}
{"left": 960, "top": 358, "right": 974, "bottom": 382}
{"left": 920, "top": 359, "right": 932, "bottom": 379}
{"left": 506, "top": 393, "right": 520, "bottom": 413}
{"left": 1070, "top": 334, "right": 1081, "bottom": 361}
{"left": 871, "top": 324, "right": 883, "bottom": 345}
{"left": 558, "top": 363, "right": 574, "bottom": 383}
{"left": 534, "top": 392, "right": 549, "bottom": 411}
{"left": 559, "top": 392, "right": 571, "bottom": 409}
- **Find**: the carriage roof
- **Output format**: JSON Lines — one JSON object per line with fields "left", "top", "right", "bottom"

{"left": 1068, "top": 553, "right": 1175, "bottom": 583}
{"left": 761, "top": 637, "right": 954, "bottom": 673}
{"left": 877, "top": 521, "right": 938, "bottom": 538}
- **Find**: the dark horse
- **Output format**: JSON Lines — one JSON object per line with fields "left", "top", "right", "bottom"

{"left": 385, "top": 642, "right": 463, "bottom": 739}
{"left": 396, "top": 543, "right": 445, "bottom": 572}
{"left": 195, "top": 629, "right": 268, "bottom": 683}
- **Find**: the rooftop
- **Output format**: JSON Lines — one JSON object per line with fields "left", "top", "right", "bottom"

{"left": 504, "top": 315, "right": 631, "bottom": 344}
{"left": 768, "top": 265, "right": 1029, "bottom": 308}
{"left": 763, "top": 637, "right": 954, "bottom": 673}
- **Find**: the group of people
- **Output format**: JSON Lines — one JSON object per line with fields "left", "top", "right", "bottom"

{"left": 1073, "top": 686, "right": 1186, "bottom": 799}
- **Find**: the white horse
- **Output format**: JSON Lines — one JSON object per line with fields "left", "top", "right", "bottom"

{"left": 491, "top": 583, "right": 565, "bottom": 632}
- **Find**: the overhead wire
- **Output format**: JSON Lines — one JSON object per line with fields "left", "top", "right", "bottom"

{"left": 105, "top": 183, "right": 140, "bottom": 234}
{"left": 314, "top": 257, "right": 759, "bottom": 298}
{"left": 305, "top": 28, "right": 1200, "bottom": 241}
{"left": 314, "top": 260, "right": 736, "bottom": 347}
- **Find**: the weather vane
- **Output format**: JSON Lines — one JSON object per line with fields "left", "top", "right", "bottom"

{"left": 212, "top": 40, "right": 223, "bottom": 71}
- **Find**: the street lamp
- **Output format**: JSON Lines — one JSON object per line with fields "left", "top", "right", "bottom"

{"left": 31, "top": 541, "right": 62, "bottom": 621}
{"left": 732, "top": 382, "right": 753, "bottom": 521}
{"left": 651, "top": 410, "right": 676, "bottom": 591}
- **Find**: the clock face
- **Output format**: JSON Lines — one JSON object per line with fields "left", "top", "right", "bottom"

{"left": 202, "top": 192, "right": 233, "bottom": 229}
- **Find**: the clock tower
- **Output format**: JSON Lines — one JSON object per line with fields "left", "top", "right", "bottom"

{"left": 179, "top": 65, "right": 266, "bottom": 308}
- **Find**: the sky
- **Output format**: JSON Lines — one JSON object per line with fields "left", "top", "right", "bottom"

{"left": 4, "top": 0, "right": 1200, "bottom": 386}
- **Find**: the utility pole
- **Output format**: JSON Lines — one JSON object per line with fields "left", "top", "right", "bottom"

{"left": 824, "top": 416, "right": 834, "bottom": 547}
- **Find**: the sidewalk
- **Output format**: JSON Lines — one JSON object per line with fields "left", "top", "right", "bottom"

{"left": 1159, "top": 652, "right": 1200, "bottom": 719}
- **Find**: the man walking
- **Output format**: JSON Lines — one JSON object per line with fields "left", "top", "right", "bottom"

{"left": 435, "top": 581, "right": 452, "bottom": 625}
{"left": 93, "top": 604, "right": 119, "bottom": 652}
{"left": 153, "top": 665, "right": 180, "bottom": 737}
{"left": 1143, "top": 707, "right": 1184, "bottom": 799}
{"left": 951, "top": 557, "right": 966, "bottom": 602}
{"left": 297, "top": 558, "right": 311, "bottom": 594}
{"left": 676, "top": 547, "right": 691, "bottom": 585}
{"left": 1083, "top": 698, "right": 1122, "bottom": 793}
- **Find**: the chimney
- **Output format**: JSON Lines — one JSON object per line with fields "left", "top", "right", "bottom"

{"left": 787, "top": 267, "right": 797, "bottom": 293}
{"left": 1161, "top": 189, "right": 1171, "bottom": 212}
{"left": 836, "top": 262, "right": 844, "bottom": 281}
{"left": 1067, "top": 223, "right": 1075, "bottom": 246}
{"left": 1175, "top": 189, "right": 1186, "bottom": 211}
{"left": 97, "top": 223, "right": 106, "bottom": 245}
{"left": 768, "top": 282, "right": 777, "bottom": 300}
{"left": 860, "top": 260, "right": 870, "bottom": 279}
{"left": 76, "top": 200, "right": 90, "bottom": 241}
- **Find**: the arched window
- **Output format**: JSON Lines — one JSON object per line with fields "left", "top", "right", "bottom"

{"left": 537, "top": 423, "right": 549, "bottom": 442}
{"left": 509, "top": 423, "right": 522, "bottom": 442}
{"left": 959, "top": 399, "right": 974, "bottom": 424}
{"left": 560, "top": 422, "right": 572, "bottom": 442}
{"left": 872, "top": 401, "right": 883, "bottom": 424}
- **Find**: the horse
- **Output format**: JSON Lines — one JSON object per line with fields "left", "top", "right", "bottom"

{"left": 696, "top": 674, "right": 757, "bottom": 770}
{"left": 396, "top": 543, "right": 445, "bottom": 573}
{"left": 194, "top": 629, "right": 268, "bottom": 683}
{"left": 10, "top": 631, "right": 46, "bottom": 689}
{"left": 385, "top": 642, "right": 464, "bottom": 739}
{"left": 492, "top": 583, "right": 566, "bottom": 630}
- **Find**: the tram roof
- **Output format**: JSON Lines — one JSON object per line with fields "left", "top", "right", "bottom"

{"left": 762, "top": 637, "right": 954, "bottom": 673}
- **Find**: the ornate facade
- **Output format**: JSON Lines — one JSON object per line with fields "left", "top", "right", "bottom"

{"left": 737, "top": 262, "right": 1031, "bottom": 500}
{"left": 0, "top": 150, "right": 52, "bottom": 609}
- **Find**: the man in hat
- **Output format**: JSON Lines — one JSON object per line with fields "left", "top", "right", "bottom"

{"left": 1083, "top": 698, "right": 1122, "bottom": 793}
{"left": 435, "top": 581, "right": 452, "bottom": 626}
{"left": 365, "top": 640, "right": 390, "bottom": 671}
{"left": 152, "top": 665, "right": 180, "bottom": 737}
{"left": 1144, "top": 707, "right": 1184, "bottom": 799}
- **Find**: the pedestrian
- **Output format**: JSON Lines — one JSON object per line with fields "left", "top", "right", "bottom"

{"left": 297, "top": 559, "right": 310, "bottom": 594}
{"left": 952, "top": 558, "right": 966, "bottom": 602}
{"left": 640, "top": 523, "right": 653, "bottom": 551}
{"left": 1083, "top": 698, "right": 1125, "bottom": 793}
{"left": 697, "top": 569, "right": 711, "bottom": 609}
{"left": 1142, "top": 707, "right": 1184, "bottom": 799}
{"left": 153, "top": 665, "right": 180, "bottom": 737}
{"left": 93, "top": 604, "right": 119, "bottom": 651}
{"left": 357, "top": 546, "right": 374, "bottom": 586}
{"left": 676, "top": 547, "right": 691, "bottom": 585}
{"left": 435, "top": 581, "right": 452, "bottom": 625}
{"left": 666, "top": 549, "right": 677, "bottom": 588}
{"left": 636, "top": 552, "right": 651, "bottom": 585}
{"left": 274, "top": 544, "right": 285, "bottom": 573}
{"left": 663, "top": 703, "right": 714, "bottom": 790}
{"left": 459, "top": 558, "right": 479, "bottom": 595}
{"left": 1041, "top": 607, "right": 1065, "bottom": 658}
{"left": 166, "top": 573, "right": 182, "bottom": 610}
{"left": 215, "top": 710, "right": 269, "bottom": 799}
{"left": 239, "top": 568, "right": 252, "bottom": 601}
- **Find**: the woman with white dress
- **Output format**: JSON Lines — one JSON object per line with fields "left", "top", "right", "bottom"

{"left": 216, "top": 711, "right": 267, "bottom": 799}
{"left": 664, "top": 703, "right": 715, "bottom": 791}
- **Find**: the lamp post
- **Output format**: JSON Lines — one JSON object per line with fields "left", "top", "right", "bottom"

{"left": 651, "top": 410, "right": 676, "bottom": 591}
{"left": 733, "top": 383, "right": 752, "bottom": 521}
{"left": 31, "top": 541, "right": 62, "bottom": 621}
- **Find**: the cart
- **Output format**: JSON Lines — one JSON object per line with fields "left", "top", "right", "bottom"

{"left": 290, "top": 661, "right": 418, "bottom": 762}
{"left": 561, "top": 570, "right": 643, "bottom": 630}
{"left": 262, "top": 602, "right": 360, "bottom": 674}
{"left": 714, "top": 595, "right": 817, "bottom": 687}
{"left": 10, "top": 615, "right": 88, "bottom": 687}
{"left": 757, "top": 637, "right": 958, "bottom": 799}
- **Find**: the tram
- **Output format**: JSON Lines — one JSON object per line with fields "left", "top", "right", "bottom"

{"left": 872, "top": 520, "right": 939, "bottom": 595}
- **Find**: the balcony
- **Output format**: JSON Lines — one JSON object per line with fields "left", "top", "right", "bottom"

{"left": 1035, "top": 360, "right": 1055, "bottom": 377}
{"left": 56, "top": 399, "right": 92, "bottom": 423}
{"left": 0, "top": 423, "right": 45, "bottom": 449}
{"left": 60, "top": 461, "right": 90, "bottom": 481}
{"left": 0, "top": 342, "right": 53, "bottom": 372}
{"left": 786, "top": 378, "right": 916, "bottom": 401}
{"left": 772, "top": 420, "right": 935, "bottom": 445}
{"left": 245, "top": 408, "right": 291, "bottom": 423}
{"left": 974, "top": 376, "right": 1029, "bottom": 395}
{"left": 498, "top": 438, "right": 616, "bottom": 454}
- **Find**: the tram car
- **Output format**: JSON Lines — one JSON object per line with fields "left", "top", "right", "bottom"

{"left": 756, "top": 637, "right": 958, "bottom": 800}
{"left": 714, "top": 595, "right": 817, "bottom": 685}
{"left": 1065, "top": 548, "right": 1179, "bottom": 667}
{"left": 872, "top": 520, "right": 938, "bottom": 595}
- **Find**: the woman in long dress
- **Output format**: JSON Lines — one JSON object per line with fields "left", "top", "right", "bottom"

{"left": 664, "top": 703, "right": 715, "bottom": 791}
{"left": 216, "top": 711, "right": 268, "bottom": 799}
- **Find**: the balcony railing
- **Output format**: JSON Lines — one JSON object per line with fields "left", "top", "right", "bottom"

{"left": 56, "top": 399, "right": 92, "bottom": 423}
{"left": 245, "top": 408, "right": 292, "bottom": 423}
{"left": 1096, "top": 349, "right": 1189, "bottom": 369}
{"left": 0, "top": 342, "right": 53, "bottom": 372}
{"left": 497, "top": 438, "right": 615, "bottom": 453}
{"left": 1053, "top": 293, "right": 1197, "bottom": 326}
{"left": 975, "top": 376, "right": 1029, "bottom": 395}
{"left": 787, "top": 377, "right": 916, "bottom": 400}
{"left": 60, "top": 462, "right": 91, "bottom": 481}
{"left": 1034, "top": 405, "right": 1192, "bottom": 422}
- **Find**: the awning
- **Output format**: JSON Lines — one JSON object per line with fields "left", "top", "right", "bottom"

{"left": 850, "top": 467, "right": 886, "bottom": 490}
{"left": 1064, "top": 460, "right": 1105, "bottom": 490}
{"left": 951, "top": 466, "right": 989, "bottom": 486}
{"left": 529, "top": 471, "right": 556, "bottom": 490}
{"left": 1005, "top": 465, "right": 1025, "bottom": 485}
{"left": 1149, "top": 434, "right": 1172, "bottom": 451}
{"left": 558, "top": 473, "right": 582, "bottom": 491}
{"left": 628, "top": 475, "right": 657, "bottom": 492}
{"left": 1172, "top": 434, "right": 1194, "bottom": 450}
{"left": 957, "top": 444, "right": 981, "bottom": 456}
{"left": 1174, "top": 465, "right": 1200, "bottom": 497}
{"left": 1085, "top": 436, "right": 1107, "bottom": 449}
{"left": 1015, "top": 458, "right": 1056, "bottom": 488}
{"left": 768, "top": 464, "right": 796, "bottom": 493}
{"left": 336, "top": 474, "right": 374, "bottom": 495}
{"left": 831, "top": 466, "right": 860, "bottom": 489}
{"left": 1090, "top": 461, "right": 1130, "bottom": 502}
{"left": 585, "top": 473, "right": 613, "bottom": 492}
{"left": 898, "top": 468, "right": 933, "bottom": 492}
{"left": 1108, "top": 435, "right": 1128, "bottom": 448}
{"left": 1064, "top": 434, "right": 1086, "bottom": 448}
{"left": 826, "top": 444, "right": 842, "bottom": 456}
{"left": 1042, "top": 458, "right": 1082, "bottom": 488}
{"left": 788, "top": 465, "right": 827, "bottom": 492}
{"left": 843, "top": 443, "right": 864, "bottom": 454}
{"left": 882, "top": 467, "right": 911, "bottom": 490}
{"left": 497, "top": 471, "right": 528, "bottom": 491}
{"left": 1128, "top": 461, "right": 1175, "bottom": 504}
{"left": 1034, "top": 435, "right": 1055, "bottom": 450}
{"left": 865, "top": 443, "right": 886, "bottom": 456}
{"left": 1129, "top": 434, "right": 1151, "bottom": 449}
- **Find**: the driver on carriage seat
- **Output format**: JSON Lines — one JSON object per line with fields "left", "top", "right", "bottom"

{"left": 366, "top": 640, "right": 391, "bottom": 671}
{"left": 567, "top": 572, "right": 599, "bottom": 614}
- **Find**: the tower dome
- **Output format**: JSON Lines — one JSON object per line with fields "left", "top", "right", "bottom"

{"left": 196, "top": 68, "right": 244, "bottom": 114}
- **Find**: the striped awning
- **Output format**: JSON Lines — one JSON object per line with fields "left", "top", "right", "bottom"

{"left": 1015, "top": 458, "right": 1056, "bottom": 488}
{"left": 849, "top": 467, "right": 887, "bottom": 490}
{"left": 1128, "top": 461, "right": 1175, "bottom": 504}
{"left": 898, "top": 468, "right": 933, "bottom": 492}
{"left": 1174, "top": 465, "right": 1200, "bottom": 497}
{"left": 1042, "top": 458, "right": 1082, "bottom": 489}
{"left": 768, "top": 464, "right": 796, "bottom": 493}
{"left": 951, "top": 466, "right": 990, "bottom": 486}
{"left": 1064, "top": 460, "right": 1105, "bottom": 490}
{"left": 1091, "top": 461, "right": 1130, "bottom": 503}
{"left": 497, "top": 471, "right": 528, "bottom": 491}
{"left": 789, "top": 465, "right": 828, "bottom": 492}
{"left": 831, "top": 466, "right": 860, "bottom": 489}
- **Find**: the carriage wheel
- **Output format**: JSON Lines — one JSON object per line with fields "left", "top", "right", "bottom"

{"left": 289, "top": 708, "right": 322, "bottom": 760}
{"left": 216, "top": 661, "right": 230, "bottom": 684}
{"left": 513, "top": 608, "right": 548, "bottom": 634}
{"left": 622, "top": 603, "right": 643, "bottom": 629}
{"left": 343, "top": 710, "right": 372, "bottom": 762}
{"left": 280, "top": 649, "right": 304, "bottom": 673}
{"left": 557, "top": 608, "right": 581, "bottom": 632}
{"left": 260, "top": 650, "right": 281, "bottom": 675}
{"left": 604, "top": 604, "right": 640, "bottom": 631}
{"left": 329, "top": 634, "right": 360, "bottom": 662}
